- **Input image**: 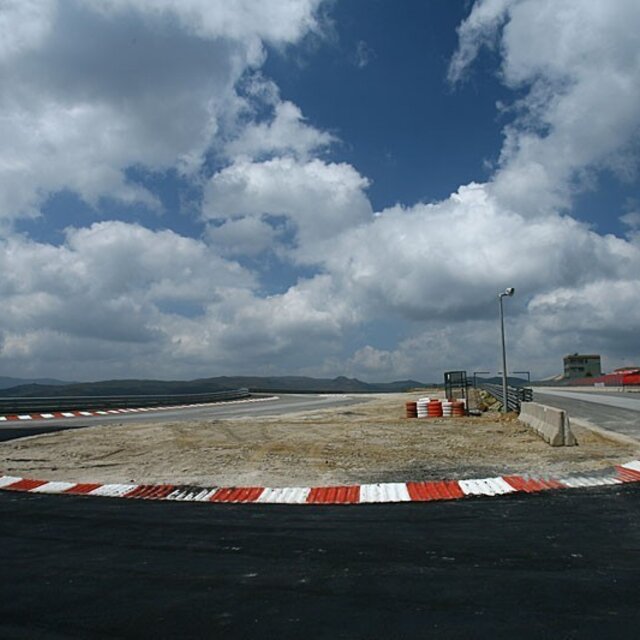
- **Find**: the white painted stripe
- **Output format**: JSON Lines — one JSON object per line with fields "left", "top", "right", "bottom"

{"left": 167, "top": 488, "right": 218, "bottom": 502}
{"left": 459, "top": 477, "right": 515, "bottom": 496}
{"left": 359, "top": 483, "right": 411, "bottom": 503}
{"left": 78, "top": 411, "right": 93, "bottom": 416}
{"left": 95, "top": 411, "right": 109, "bottom": 415}
{"left": 561, "top": 477, "right": 590, "bottom": 488}
{"left": 61, "top": 412, "right": 75, "bottom": 418}
{"left": 39, "top": 413, "right": 55, "bottom": 419}
{"left": 621, "top": 460, "right": 640, "bottom": 473}
{"left": 166, "top": 488, "right": 190, "bottom": 500}
{"left": 562, "top": 475, "right": 622, "bottom": 488}
{"left": 0, "top": 475, "right": 23, "bottom": 487}
{"left": 458, "top": 479, "right": 486, "bottom": 495}
{"left": 88, "top": 483, "right": 137, "bottom": 497}
{"left": 17, "top": 415, "right": 33, "bottom": 420}
{"left": 256, "top": 487, "right": 311, "bottom": 504}
{"left": 0, "top": 416, "right": 6, "bottom": 421}
{"left": 191, "top": 488, "right": 218, "bottom": 501}
{"left": 485, "top": 477, "right": 517, "bottom": 494}
{"left": 107, "top": 410, "right": 120, "bottom": 414}
{"left": 30, "top": 481, "right": 77, "bottom": 493}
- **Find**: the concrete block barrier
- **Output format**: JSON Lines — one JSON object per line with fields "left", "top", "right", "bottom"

{"left": 518, "top": 402, "right": 577, "bottom": 446}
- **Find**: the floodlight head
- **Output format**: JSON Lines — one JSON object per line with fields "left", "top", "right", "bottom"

{"left": 505, "top": 287, "right": 515, "bottom": 297}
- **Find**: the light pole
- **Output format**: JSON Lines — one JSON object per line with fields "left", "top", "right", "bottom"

{"left": 498, "top": 287, "right": 515, "bottom": 413}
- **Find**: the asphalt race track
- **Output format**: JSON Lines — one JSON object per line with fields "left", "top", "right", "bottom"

{"left": 1, "top": 485, "right": 639, "bottom": 639}
{"left": 0, "top": 393, "right": 363, "bottom": 443}
{"left": 534, "top": 388, "right": 640, "bottom": 440}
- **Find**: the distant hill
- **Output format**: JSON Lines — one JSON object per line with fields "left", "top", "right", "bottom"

{"left": 0, "top": 375, "right": 429, "bottom": 397}
{"left": 0, "top": 376, "right": 74, "bottom": 390}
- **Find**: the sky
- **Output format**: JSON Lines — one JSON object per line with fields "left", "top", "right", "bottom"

{"left": 1, "top": 0, "right": 640, "bottom": 383}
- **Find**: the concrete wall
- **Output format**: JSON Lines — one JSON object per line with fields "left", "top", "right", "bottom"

{"left": 518, "top": 402, "right": 577, "bottom": 447}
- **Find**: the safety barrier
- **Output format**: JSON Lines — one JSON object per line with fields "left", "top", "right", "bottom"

{"left": 478, "top": 383, "right": 532, "bottom": 412}
{"left": 518, "top": 402, "right": 577, "bottom": 446}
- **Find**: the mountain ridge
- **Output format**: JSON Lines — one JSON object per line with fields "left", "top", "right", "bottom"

{"left": 0, "top": 375, "right": 431, "bottom": 397}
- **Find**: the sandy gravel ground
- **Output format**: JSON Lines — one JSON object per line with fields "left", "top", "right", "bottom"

{"left": 1, "top": 394, "right": 638, "bottom": 487}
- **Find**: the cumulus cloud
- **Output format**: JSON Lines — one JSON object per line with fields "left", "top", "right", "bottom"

{"left": 2, "top": 0, "right": 640, "bottom": 381}
{"left": 225, "top": 100, "right": 335, "bottom": 161}
{"left": 203, "top": 157, "right": 372, "bottom": 261}
{"left": 450, "top": 0, "right": 640, "bottom": 216}
{"left": 0, "top": 0, "right": 324, "bottom": 220}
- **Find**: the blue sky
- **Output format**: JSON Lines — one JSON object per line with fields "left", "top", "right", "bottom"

{"left": 1, "top": 0, "right": 640, "bottom": 382}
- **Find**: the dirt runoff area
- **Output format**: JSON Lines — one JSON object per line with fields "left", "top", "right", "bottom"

{"left": 1, "top": 393, "right": 638, "bottom": 488}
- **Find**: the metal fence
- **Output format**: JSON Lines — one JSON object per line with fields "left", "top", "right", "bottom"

{"left": 0, "top": 388, "right": 250, "bottom": 415}
{"left": 477, "top": 383, "right": 532, "bottom": 412}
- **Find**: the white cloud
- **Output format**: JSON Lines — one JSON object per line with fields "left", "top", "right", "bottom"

{"left": 88, "top": 0, "right": 324, "bottom": 45}
{"left": 203, "top": 157, "right": 372, "bottom": 261}
{"left": 2, "top": 0, "right": 640, "bottom": 382}
{"left": 206, "top": 216, "right": 279, "bottom": 257}
{"left": 225, "top": 100, "right": 335, "bottom": 161}
{"left": 451, "top": 0, "right": 640, "bottom": 216}
{"left": 0, "top": 0, "right": 325, "bottom": 220}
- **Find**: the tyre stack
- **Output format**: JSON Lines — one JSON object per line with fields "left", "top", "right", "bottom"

{"left": 451, "top": 400, "right": 466, "bottom": 417}
{"left": 427, "top": 399, "right": 443, "bottom": 418}
{"left": 416, "top": 397, "right": 430, "bottom": 418}
{"left": 442, "top": 400, "right": 453, "bottom": 418}
{"left": 405, "top": 401, "right": 418, "bottom": 418}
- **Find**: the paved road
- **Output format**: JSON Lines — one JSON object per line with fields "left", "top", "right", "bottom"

{"left": 533, "top": 388, "right": 640, "bottom": 441}
{"left": 1, "top": 485, "right": 639, "bottom": 639}
{"left": 0, "top": 394, "right": 364, "bottom": 443}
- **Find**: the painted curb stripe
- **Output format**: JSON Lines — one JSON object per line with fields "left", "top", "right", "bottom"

{"left": 359, "top": 482, "right": 411, "bottom": 503}
{"left": 30, "top": 481, "right": 77, "bottom": 493}
{"left": 209, "top": 487, "right": 264, "bottom": 503}
{"left": 0, "top": 475, "right": 23, "bottom": 488}
{"left": 306, "top": 485, "right": 361, "bottom": 504}
{"left": 63, "top": 483, "right": 103, "bottom": 495}
{"left": 1, "top": 459, "right": 639, "bottom": 506}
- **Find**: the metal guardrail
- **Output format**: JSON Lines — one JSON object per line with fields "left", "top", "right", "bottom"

{"left": 0, "top": 388, "right": 250, "bottom": 414}
{"left": 477, "top": 383, "right": 532, "bottom": 412}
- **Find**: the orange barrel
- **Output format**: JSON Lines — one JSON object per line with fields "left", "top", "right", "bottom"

{"left": 451, "top": 400, "right": 466, "bottom": 417}
{"left": 427, "top": 399, "right": 443, "bottom": 417}
{"left": 405, "top": 401, "right": 418, "bottom": 418}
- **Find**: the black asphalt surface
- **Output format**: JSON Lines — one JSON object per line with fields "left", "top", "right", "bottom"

{"left": 1, "top": 485, "right": 639, "bottom": 639}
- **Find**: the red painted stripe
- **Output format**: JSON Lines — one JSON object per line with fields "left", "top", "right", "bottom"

{"left": 125, "top": 485, "right": 175, "bottom": 499}
{"left": 429, "top": 481, "right": 464, "bottom": 500}
{"left": 615, "top": 466, "right": 640, "bottom": 482}
{"left": 5, "top": 415, "right": 20, "bottom": 421}
{"left": 210, "top": 487, "right": 263, "bottom": 503}
{"left": 63, "top": 483, "right": 103, "bottom": 495}
{"left": 306, "top": 485, "right": 360, "bottom": 504}
{"left": 405, "top": 482, "right": 437, "bottom": 501}
{"left": 502, "top": 475, "right": 553, "bottom": 493}
{"left": 148, "top": 485, "right": 176, "bottom": 499}
{"left": 536, "top": 478, "right": 565, "bottom": 490}
{"left": 5, "top": 478, "right": 48, "bottom": 491}
{"left": 502, "top": 475, "right": 529, "bottom": 492}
